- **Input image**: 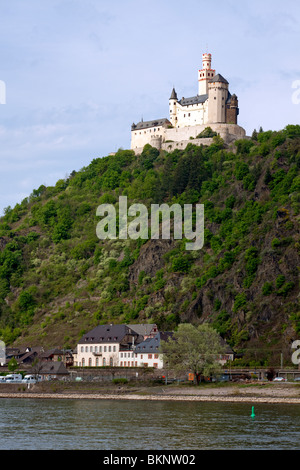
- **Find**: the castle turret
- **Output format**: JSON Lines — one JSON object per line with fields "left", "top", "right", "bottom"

{"left": 225, "top": 93, "right": 239, "bottom": 124}
{"left": 198, "top": 53, "right": 215, "bottom": 95}
{"left": 169, "top": 87, "right": 178, "bottom": 127}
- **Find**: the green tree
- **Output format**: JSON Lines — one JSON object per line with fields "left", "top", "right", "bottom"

{"left": 160, "top": 323, "right": 225, "bottom": 384}
{"left": 7, "top": 357, "right": 18, "bottom": 372}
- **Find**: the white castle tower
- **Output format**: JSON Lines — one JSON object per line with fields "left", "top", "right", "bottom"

{"left": 198, "top": 53, "right": 215, "bottom": 95}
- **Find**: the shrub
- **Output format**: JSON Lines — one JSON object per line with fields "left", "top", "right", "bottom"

{"left": 233, "top": 293, "right": 247, "bottom": 312}
{"left": 277, "top": 282, "right": 295, "bottom": 297}
{"left": 234, "top": 162, "right": 249, "bottom": 180}
{"left": 171, "top": 255, "right": 190, "bottom": 273}
{"left": 275, "top": 275, "right": 286, "bottom": 289}
{"left": 262, "top": 282, "right": 273, "bottom": 295}
{"left": 112, "top": 378, "right": 128, "bottom": 384}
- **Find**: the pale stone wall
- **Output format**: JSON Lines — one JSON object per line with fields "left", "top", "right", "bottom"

{"left": 131, "top": 123, "right": 246, "bottom": 155}
{"left": 131, "top": 124, "right": 167, "bottom": 151}
{"left": 162, "top": 137, "right": 214, "bottom": 152}
{"left": 171, "top": 100, "right": 208, "bottom": 128}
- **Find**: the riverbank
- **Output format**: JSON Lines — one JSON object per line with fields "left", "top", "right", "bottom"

{"left": 1, "top": 381, "right": 300, "bottom": 404}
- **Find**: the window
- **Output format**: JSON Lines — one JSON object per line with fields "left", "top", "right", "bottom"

{"left": 148, "top": 354, "right": 152, "bottom": 359}
{"left": 96, "top": 358, "right": 99, "bottom": 366}
{"left": 103, "top": 358, "right": 106, "bottom": 366}
{"left": 113, "top": 346, "right": 116, "bottom": 352}
{"left": 110, "top": 358, "right": 113, "bottom": 366}
{"left": 154, "top": 363, "right": 158, "bottom": 368}
{"left": 104, "top": 346, "right": 107, "bottom": 352}
{"left": 81, "top": 346, "right": 84, "bottom": 352}
{"left": 88, "top": 358, "right": 92, "bottom": 366}
{"left": 154, "top": 354, "right": 159, "bottom": 359}
{"left": 82, "top": 358, "right": 85, "bottom": 367}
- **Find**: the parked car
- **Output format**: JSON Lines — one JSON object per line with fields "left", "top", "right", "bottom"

{"left": 22, "top": 374, "right": 41, "bottom": 384}
{"left": 0, "top": 376, "right": 7, "bottom": 382}
{"left": 294, "top": 377, "right": 300, "bottom": 382}
{"left": 4, "top": 373, "right": 23, "bottom": 383}
{"left": 273, "top": 377, "right": 286, "bottom": 382}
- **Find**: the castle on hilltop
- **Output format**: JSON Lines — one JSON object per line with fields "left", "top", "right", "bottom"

{"left": 131, "top": 53, "right": 246, "bottom": 154}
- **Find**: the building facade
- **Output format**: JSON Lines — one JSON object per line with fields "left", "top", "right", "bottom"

{"left": 131, "top": 52, "right": 246, "bottom": 154}
{"left": 75, "top": 323, "right": 234, "bottom": 369}
{"left": 75, "top": 324, "right": 141, "bottom": 367}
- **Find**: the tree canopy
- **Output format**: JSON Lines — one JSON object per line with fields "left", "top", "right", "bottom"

{"left": 160, "top": 323, "right": 225, "bottom": 384}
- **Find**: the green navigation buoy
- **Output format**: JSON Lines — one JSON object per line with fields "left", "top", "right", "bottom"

{"left": 251, "top": 406, "right": 255, "bottom": 418}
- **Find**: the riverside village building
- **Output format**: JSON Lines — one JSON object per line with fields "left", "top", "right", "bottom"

{"left": 130, "top": 53, "right": 246, "bottom": 154}
{"left": 74, "top": 323, "right": 234, "bottom": 369}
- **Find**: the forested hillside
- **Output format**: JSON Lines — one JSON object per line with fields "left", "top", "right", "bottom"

{"left": 0, "top": 125, "right": 299, "bottom": 366}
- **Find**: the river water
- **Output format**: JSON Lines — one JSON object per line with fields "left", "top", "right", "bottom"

{"left": 0, "top": 398, "right": 299, "bottom": 450}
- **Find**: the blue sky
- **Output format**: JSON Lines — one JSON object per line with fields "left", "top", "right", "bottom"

{"left": 0, "top": 0, "right": 299, "bottom": 214}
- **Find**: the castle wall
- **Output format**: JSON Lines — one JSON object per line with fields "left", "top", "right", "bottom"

{"left": 173, "top": 100, "right": 208, "bottom": 128}
{"left": 131, "top": 124, "right": 167, "bottom": 150}
{"left": 131, "top": 123, "right": 246, "bottom": 155}
{"left": 162, "top": 137, "right": 214, "bottom": 152}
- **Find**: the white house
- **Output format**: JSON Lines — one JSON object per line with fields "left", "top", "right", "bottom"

{"left": 75, "top": 324, "right": 141, "bottom": 367}
{"left": 132, "top": 332, "right": 173, "bottom": 369}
